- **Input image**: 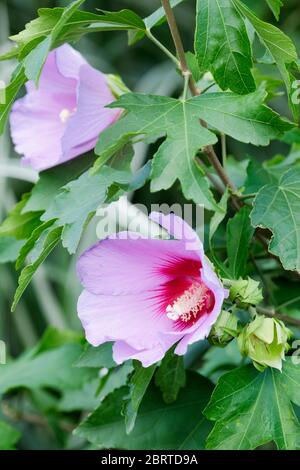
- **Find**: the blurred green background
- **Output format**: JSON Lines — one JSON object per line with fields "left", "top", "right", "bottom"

{"left": 0, "top": 0, "right": 299, "bottom": 378}
{"left": 0, "top": 0, "right": 299, "bottom": 451}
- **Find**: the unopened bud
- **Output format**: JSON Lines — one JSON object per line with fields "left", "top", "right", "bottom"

{"left": 106, "top": 74, "right": 130, "bottom": 98}
{"left": 209, "top": 310, "right": 238, "bottom": 347}
{"left": 237, "top": 315, "right": 291, "bottom": 371}
{"left": 229, "top": 278, "right": 263, "bottom": 308}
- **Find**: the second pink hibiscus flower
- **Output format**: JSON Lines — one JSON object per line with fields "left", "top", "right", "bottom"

{"left": 10, "top": 44, "right": 121, "bottom": 171}
{"left": 77, "top": 213, "right": 228, "bottom": 367}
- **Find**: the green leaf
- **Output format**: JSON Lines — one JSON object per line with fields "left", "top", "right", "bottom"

{"left": 186, "top": 51, "right": 202, "bottom": 83}
{"left": 234, "top": 0, "right": 298, "bottom": 118}
{"left": 95, "top": 92, "right": 290, "bottom": 210}
{"left": 244, "top": 159, "right": 276, "bottom": 195}
{"left": 234, "top": 0, "right": 296, "bottom": 65}
{"left": 33, "top": 326, "right": 83, "bottom": 353}
{"left": 75, "top": 343, "right": 116, "bottom": 369}
{"left": 0, "top": 65, "right": 26, "bottom": 134}
{"left": 59, "top": 363, "right": 132, "bottom": 412}
{"left": 10, "top": 7, "right": 145, "bottom": 58}
{"left": 24, "top": 155, "right": 95, "bottom": 213}
{"left": 155, "top": 349, "right": 186, "bottom": 404}
{"left": 97, "top": 364, "right": 133, "bottom": 402}
{"left": 12, "top": 227, "right": 62, "bottom": 311}
{"left": 75, "top": 372, "right": 213, "bottom": 450}
{"left": 190, "top": 88, "right": 292, "bottom": 145}
{"left": 0, "top": 47, "right": 19, "bottom": 62}
{"left": 265, "top": 0, "right": 283, "bottom": 20}
{"left": 208, "top": 190, "right": 232, "bottom": 277}
{"left": 253, "top": 69, "right": 284, "bottom": 100}
{"left": 41, "top": 161, "right": 135, "bottom": 254}
{"left": 204, "top": 359, "right": 300, "bottom": 450}
{"left": 0, "top": 421, "right": 20, "bottom": 450}
{"left": 58, "top": 379, "right": 101, "bottom": 412}
{"left": 209, "top": 189, "right": 229, "bottom": 245}
{"left": 195, "top": 0, "right": 255, "bottom": 94}
{"left": 15, "top": 220, "right": 55, "bottom": 270}
{"left": 224, "top": 156, "right": 249, "bottom": 189}
{"left": 40, "top": 168, "right": 114, "bottom": 222}
{"left": 282, "top": 128, "right": 300, "bottom": 145}
{"left": 201, "top": 340, "right": 242, "bottom": 383}
{"left": 251, "top": 167, "right": 300, "bottom": 272}
{"left": 23, "top": 35, "right": 52, "bottom": 83}
{"left": 0, "top": 237, "right": 24, "bottom": 264}
{"left": 128, "top": 0, "right": 185, "bottom": 45}
{"left": 93, "top": 94, "right": 219, "bottom": 212}
{"left": 126, "top": 161, "right": 152, "bottom": 192}
{"left": 0, "top": 194, "right": 42, "bottom": 240}
{"left": 0, "top": 343, "right": 95, "bottom": 394}
{"left": 279, "top": 62, "right": 299, "bottom": 122}
{"left": 124, "top": 362, "right": 156, "bottom": 434}
{"left": 94, "top": 9, "right": 145, "bottom": 31}
{"left": 22, "top": 0, "right": 86, "bottom": 83}
{"left": 227, "top": 206, "right": 254, "bottom": 278}
{"left": 95, "top": 90, "right": 292, "bottom": 211}
{"left": 266, "top": 153, "right": 300, "bottom": 181}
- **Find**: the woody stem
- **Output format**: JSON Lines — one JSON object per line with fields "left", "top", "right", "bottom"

{"left": 160, "top": 0, "right": 237, "bottom": 193}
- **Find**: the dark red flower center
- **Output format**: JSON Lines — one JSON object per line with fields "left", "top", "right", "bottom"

{"left": 165, "top": 279, "right": 215, "bottom": 330}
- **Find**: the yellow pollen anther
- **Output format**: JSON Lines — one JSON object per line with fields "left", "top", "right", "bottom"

{"left": 59, "top": 107, "right": 77, "bottom": 124}
{"left": 166, "top": 282, "right": 207, "bottom": 323}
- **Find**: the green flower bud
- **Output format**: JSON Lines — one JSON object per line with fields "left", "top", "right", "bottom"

{"left": 229, "top": 278, "right": 263, "bottom": 308}
{"left": 106, "top": 74, "right": 130, "bottom": 98}
{"left": 209, "top": 310, "right": 238, "bottom": 347}
{"left": 237, "top": 315, "right": 292, "bottom": 371}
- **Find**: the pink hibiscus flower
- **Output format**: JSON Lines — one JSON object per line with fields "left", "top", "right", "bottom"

{"left": 10, "top": 44, "right": 120, "bottom": 171}
{"left": 77, "top": 212, "right": 228, "bottom": 367}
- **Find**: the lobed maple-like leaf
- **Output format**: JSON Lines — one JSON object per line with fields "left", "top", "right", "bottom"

{"left": 251, "top": 167, "right": 300, "bottom": 273}
{"left": 204, "top": 359, "right": 300, "bottom": 450}
{"left": 94, "top": 91, "right": 292, "bottom": 211}
{"left": 195, "top": 0, "right": 255, "bottom": 94}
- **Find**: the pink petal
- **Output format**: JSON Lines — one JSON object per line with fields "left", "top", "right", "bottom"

{"left": 10, "top": 100, "right": 66, "bottom": 171}
{"left": 26, "top": 48, "right": 77, "bottom": 107}
{"left": 10, "top": 44, "right": 120, "bottom": 171}
{"left": 77, "top": 289, "right": 174, "bottom": 350}
{"left": 113, "top": 341, "right": 174, "bottom": 367}
{"left": 150, "top": 211, "right": 203, "bottom": 252}
{"left": 55, "top": 43, "right": 86, "bottom": 79}
{"left": 77, "top": 233, "right": 201, "bottom": 296}
{"left": 61, "top": 63, "right": 121, "bottom": 160}
{"left": 10, "top": 47, "right": 78, "bottom": 171}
